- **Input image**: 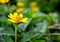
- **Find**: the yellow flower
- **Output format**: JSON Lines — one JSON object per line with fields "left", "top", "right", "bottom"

{"left": 8, "top": 12, "right": 28, "bottom": 23}
{"left": 0, "top": 0, "right": 9, "bottom": 3}
{"left": 16, "top": 8, "right": 24, "bottom": 13}
{"left": 32, "top": 7, "right": 39, "bottom": 12}
{"left": 30, "top": 2, "right": 37, "bottom": 7}
{"left": 17, "top": 2, "right": 24, "bottom": 7}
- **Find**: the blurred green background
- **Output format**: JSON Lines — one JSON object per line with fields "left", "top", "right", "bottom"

{"left": 0, "top": 0, "right": 60, "bottom": 42}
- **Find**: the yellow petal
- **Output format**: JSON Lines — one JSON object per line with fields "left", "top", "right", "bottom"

{"left": 19, "top": 14, "right": 23, "bottom": 18}
{"left": 17, "top": 2, "right": 24, "bottom": 7}
{"left": 14, "top": 12, "right": 18, "bottom": 17}
{"left": 30, "top": 2, "right": 37, "bottom": 7}
{"left": 21, "top": 18, "right": 28, "bottom": 22}
{"left": 16, "top": 8, "right": 24, "bottom": 13}
{"left": 5, "top": 0, "right": 9, "bottom": 2}
{"left": 0, "top": 0, "right": 9, "bottom": 3}
{"left": 8, "top": 19, "right": 16, "bottom": 23}
{"left": 8, "top": 13, "right": 14, "bottom": 19}
{"left": 0, "top": 0, "right": 5, "bottom": 3}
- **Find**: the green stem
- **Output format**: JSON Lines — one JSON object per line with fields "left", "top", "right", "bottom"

{"left": 14, "top": 24, "right": 17, "bottom": 42}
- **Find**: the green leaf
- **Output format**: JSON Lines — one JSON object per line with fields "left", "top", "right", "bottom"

{"left": 30, "top": 40, "right": 45, "bottom": 42}
{"left": 20, "top": 21, "right": 48, "bottom": 41}
{"left": 40, "top": 21, "right": 48, "bottom": 33}
{"left": 0, "top": 36, "right": 5, "bottom": 42}
{"left": 49, "top": 12, "right": 59, "bottom": 24}
{"left": 0, "top": 5, "right": 8, "bottom": 15}
{"left": 0, "top": 27, "right": 4, "bottom": 32}
{"left": 0, "top": 16, "right": 7, "bottom": 20}
{"left": 18, "top": 18, "right": 32, "bottom": 31}
{"left": 0, "top": 28, "right": 14, "bottom": 36}
{"left": 0, "top": 36, "right": 14, "bottom": 42}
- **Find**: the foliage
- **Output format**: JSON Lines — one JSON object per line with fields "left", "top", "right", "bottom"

{"left": 0, "top": 0, "right": 60, "bottom": 42}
